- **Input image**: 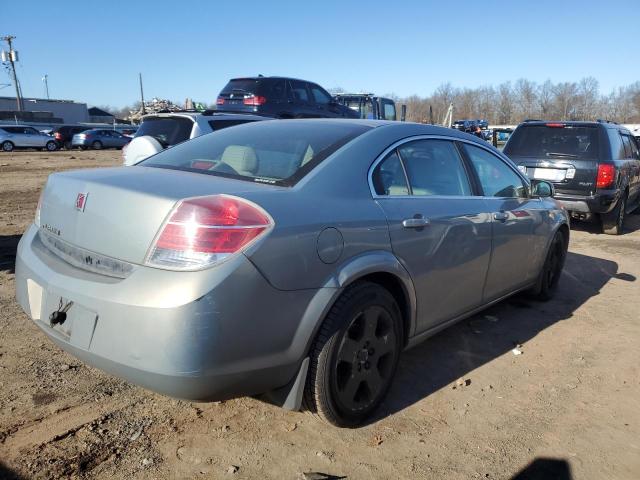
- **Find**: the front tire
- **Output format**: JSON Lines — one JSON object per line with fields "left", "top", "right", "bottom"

{"left": 1, "top": 141, "right": 14, "bottom": 152}
{"left": 304, "top": 282, "right": 403, "bottom": 427}
{"left": 45, "top": 140, "right": 58, "bottom": 151}
{"left": 601, "top": 194, "right": 626, "bottom": 235}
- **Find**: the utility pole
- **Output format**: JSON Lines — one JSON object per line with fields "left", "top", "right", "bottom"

{"left": 1, "top": 35, "right": 23, "bottom": 111}
{"left": 42, "top": 74, "right": 49, "bottom": 99}
{"left": 139, "top": 73, "right": 146, "bottom": 114}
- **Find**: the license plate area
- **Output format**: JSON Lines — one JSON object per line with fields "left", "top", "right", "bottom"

{"left": 42, "top": 291, "right": 98, "bottom": 349}
{"left": 532, "top": 168, "right": 566, "bottom": 182}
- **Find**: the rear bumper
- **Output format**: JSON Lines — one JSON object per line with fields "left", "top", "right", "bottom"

{"left": 15, "top": 224, "right": 324, "bottom": 401}
{"left": 554, "top": 190, "right": 619, "bottom": 215}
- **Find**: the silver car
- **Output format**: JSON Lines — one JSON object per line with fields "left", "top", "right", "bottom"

{"left": 15, "top": 120, "right": 568, "bottom": 427}
{"left": 71, "top": 129, "right": 131, "bottom": 150}
{"left": 1, "top": 125, "right": 59, "bottom": 152}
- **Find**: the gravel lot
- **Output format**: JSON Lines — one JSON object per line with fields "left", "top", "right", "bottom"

{"left": 0, "top": 150, "right": 639, "bottom": 480}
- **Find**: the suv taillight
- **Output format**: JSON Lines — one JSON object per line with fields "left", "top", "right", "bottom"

{"left": 243, "top": 96, "right": 267, "bottom": 106}
{"left": 216, "top": 96, "right": 225, "bottom": 105}
{"left": 146, "top": 195, "right": 273, "bottom": 270}
{"left": 596, "top": 164, "right": 615, "bottom": 189}
{"left": 54, "top": 132, "right": 62, "bottom": 140}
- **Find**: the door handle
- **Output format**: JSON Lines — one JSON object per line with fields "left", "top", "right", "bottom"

{"left": 402, "top": 217, "right": 430, "bottom": 228}
{"left": 493, "top": 212, "right": 509, "bottom": 222}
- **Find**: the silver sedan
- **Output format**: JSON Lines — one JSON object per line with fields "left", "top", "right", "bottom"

{"left": 15, "top": 120, "right": 568, "bottom": 427}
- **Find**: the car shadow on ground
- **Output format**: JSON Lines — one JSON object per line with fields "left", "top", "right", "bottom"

{"left": 570, "top": 211, "right": 640, "bottom": 235}
{"left": 373, "top": 251, "right": 632, "bottom": 423}
{"left": 0, "top": 234, "right": 21, "bottom": 274}
{"left": 0, "top": 461, "right": 25, "bottom": 480}
{"left": 510, "top": 457, "right": 572, "bottom": 479}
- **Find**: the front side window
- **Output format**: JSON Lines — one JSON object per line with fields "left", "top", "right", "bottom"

{"left": 310, "top": 85, "right": 332, "bottom": 105}
{"left": 372, "top": 151, "right": 409, "bottom": 196}
{"left": 463, "top": 144, "right": 527, "bottom": 198}
{"left": 382, "top": 100, "right": 396, "bottom": 121}
{"left": 398, "top": 140, "right": 472, "bottom": 196}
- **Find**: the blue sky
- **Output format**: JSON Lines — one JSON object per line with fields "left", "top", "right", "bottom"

{"left": 3, "top": 0, "right": 639, "bottom": 108}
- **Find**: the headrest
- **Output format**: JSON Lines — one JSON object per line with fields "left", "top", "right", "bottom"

{"left": 221, "top": 145, "right": 258, "bottom": 174}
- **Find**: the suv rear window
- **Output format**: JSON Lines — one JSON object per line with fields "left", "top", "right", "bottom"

{"left": 135, "top": 117, "right": 193, "bottom": 147}
{"left": 140, "top": 121, "right": 371, "bottom": 186}
{"left": 505, "top": 125, "right": 599, "bottom": 159}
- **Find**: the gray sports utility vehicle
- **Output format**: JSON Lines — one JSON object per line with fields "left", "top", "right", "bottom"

{"left": 504, "top": 120, "right": 640, "bottom": 234}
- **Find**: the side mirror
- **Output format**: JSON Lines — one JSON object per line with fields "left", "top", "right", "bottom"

{"left": 531, "top": 179, "right": 554, "bottom": 198}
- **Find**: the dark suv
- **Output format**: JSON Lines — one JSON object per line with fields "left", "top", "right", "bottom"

{"left": 51, "top": 125, "right": 91, "bottom": 149}
{"left": 504, "top": 120, "right": 640, "bottom": 234}
{"left": 216, "top": 76, "right": 359, "bottom": 119}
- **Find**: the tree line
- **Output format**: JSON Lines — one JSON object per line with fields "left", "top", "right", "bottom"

{"left": 395, "top": 78, "right": 640, "bottom": 125}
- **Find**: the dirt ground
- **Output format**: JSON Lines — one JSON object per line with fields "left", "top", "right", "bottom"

{"left": 0, "top": 150, "right": 639, "bottom": 480}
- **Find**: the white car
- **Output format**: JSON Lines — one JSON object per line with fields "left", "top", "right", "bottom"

{"left": 0, "top": 125, "right": 58, "bottom": 152}
{"left": 122, "top": 111, "right": 265, "bottom": 165}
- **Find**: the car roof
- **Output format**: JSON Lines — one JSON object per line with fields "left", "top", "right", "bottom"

{"left": 229, "top": 76, "right": 317, "bottom": 84}
{"left": 141, "top": 112, "right": 265, "bottom": 121}
{"left": 517, "top": 120, "right": 633, "bottom": 133}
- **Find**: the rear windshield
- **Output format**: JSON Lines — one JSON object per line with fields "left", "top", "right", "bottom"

{"left": 220, "top": 79, "right": 260, "bottom": 96}
{"left": 135, "top": 117, "right": 193, "bottom": 147}
{"left": 504, "top": 125, "right": 600, "bottom": 159}
{"left": 140, "top": 121, "right": 371, "bottom": 186}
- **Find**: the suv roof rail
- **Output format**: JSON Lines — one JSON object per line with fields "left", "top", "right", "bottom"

{"left": 596, "top": 119, "right": 618, "bottom": 125}
{"left": 523, "top": 119, "right": 543, "bottom": 122}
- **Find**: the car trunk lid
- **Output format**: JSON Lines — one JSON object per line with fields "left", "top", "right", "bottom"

{"left": 38, "top": 166, "right": 281, "bottom": 265}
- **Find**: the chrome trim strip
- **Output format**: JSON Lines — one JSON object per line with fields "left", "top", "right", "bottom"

{"left": 367, "top": 134, "right": 530, "bottom": 199}
{"left": 38, "top": 229, "right": 134, "bottom": 279}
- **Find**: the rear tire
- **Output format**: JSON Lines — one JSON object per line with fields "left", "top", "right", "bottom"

{"left": 528, "top": 229, "right": 567, "bottom": 301}
{"left": 2, "top": 141, "right": 14, "bottom": 152}
{"left": 304, "top": 282, "right": 403, "bottom": 427}
{"left": 601, "top": 194, "right": 626, "bottom": 235}
{"left": 92, "top": 140, "right": 102, "bottom": 150}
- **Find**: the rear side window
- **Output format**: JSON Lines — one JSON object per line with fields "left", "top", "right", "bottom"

{"left": 626, "top": 135, "right": 640, "bottom": 159}
{"left": 621, "top": 134, "right": 633, "bottom": 158}
{"left": 289, "top": 80, "right": 309, "bottom": 102}
{"left": 464, "top": 144, "right": 527, "bottom": 198}
{"left": 504, "top": 125, "right": 599, "bottom": 159}
{"left": 372, "top": 151, "right": 409, "bottom": 196}
{"left": 399, "top": 140, "right": 472, "bottom": 196}
{"left": 141, "top": 121, "right": 371, "bottom": 186}
{"left": 136, "top": 117, "right": 193, "bottom": 147}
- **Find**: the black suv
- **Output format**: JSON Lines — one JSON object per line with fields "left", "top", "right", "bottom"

{"left": 504, "top": 120, "right": 640, "bottom": 234}
{"left": 51, "top": 125, "right": 91, "bottom": 149}
{"left": 216, "top": 76, "right": 359, "bottom": 119}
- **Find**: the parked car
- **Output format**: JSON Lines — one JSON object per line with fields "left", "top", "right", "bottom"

{"left": 16, "top": 120, "right": 568, "bottom": 427}
{"left": 504, "top": 120, "right": 640, "bottom": 234}
{"left": 333, "top": 93, "right": 397, "bottom": 120}
{"left": 71, "top": 129, "right": 131, "bottom": 150}
{"left": 122, "top": 111, "right": 265, "bottom": 165}
{"left": 51, "top": 125, "right": 92, "bottom": 149}
{"left": 216, "top": 76, "right": 359, "bottom": 119}
{"left": 0, "top": 125, "right": 58, "bottom": 152}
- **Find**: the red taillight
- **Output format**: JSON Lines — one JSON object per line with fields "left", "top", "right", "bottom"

{"left": 243, "top": 96, "right": 267, "bottom": 106}
{"left": 545, "top": 123, "right": 565, "bottom": 128}
{"left": 596, "top": 164, "right": 615, "bottom": 189}
{"left": 54, "top": 132, "right": 62, "bottom": 140}
{"left": 216, "top": 96, "right": 225, "bottom": 105}
{"left": 147, "top": 195, "right": 273, "bottom": 270}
